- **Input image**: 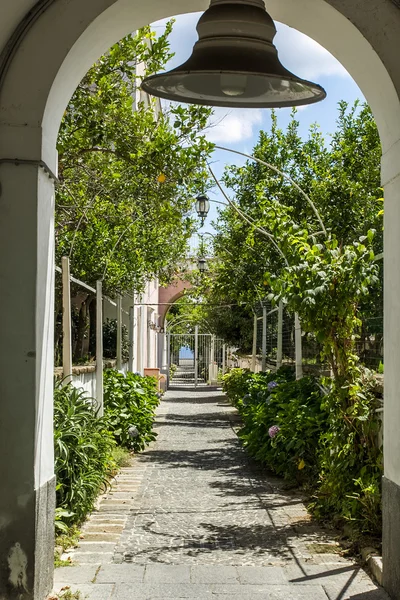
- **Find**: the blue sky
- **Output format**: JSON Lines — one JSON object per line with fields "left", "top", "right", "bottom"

{"left": 152, "top": 12, "right": 365, "bottom": 231}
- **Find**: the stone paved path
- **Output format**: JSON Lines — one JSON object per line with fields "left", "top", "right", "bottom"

{"left": 54, "top": 389, "right": 390, "bottom": 599}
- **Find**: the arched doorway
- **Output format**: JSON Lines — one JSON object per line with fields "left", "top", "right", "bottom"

{"left": 1, "top": 2, "right": 400, "bottom": 598}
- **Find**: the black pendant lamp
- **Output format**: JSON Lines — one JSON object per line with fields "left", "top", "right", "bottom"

{"left": 141, "top": 0, "right": 326, "bottom": 108}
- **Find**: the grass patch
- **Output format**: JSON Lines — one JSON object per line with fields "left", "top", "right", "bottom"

{"left": 111, "top": 446, "right": 132, "bottom": 469}
{"left": 54, "top": 525, "right": 81, "bottom": 567}
{"left": 50, "top": 588, "right": 84, "bottom": 600}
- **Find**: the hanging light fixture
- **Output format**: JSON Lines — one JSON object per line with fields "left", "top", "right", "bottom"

{"left": 195, "top": 194, "right": 210, "bottom": 225}
{"left": 198, "top": 257, "right": 208, "bottom": 273}
{"left": 142, "top": 0, "right": 326, "bottom": 108}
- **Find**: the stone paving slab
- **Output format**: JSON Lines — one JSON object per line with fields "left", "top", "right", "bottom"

{"left": 95, "top": 564, "right": 145, "bottom": 583}
{"left": 55, "top": 389, "right": 390, "bottom": 600}
{"left": 54, "top": 566, "right": 100, "bottom": 584}
{"left": 111, "top": 582, "right": 329, "bottom": 599}
{"left": 54, "top": 584, "right": 114, "bottom": 600}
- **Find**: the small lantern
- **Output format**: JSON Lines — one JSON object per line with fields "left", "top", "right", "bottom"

{"left": 195, "top": 194, "right": 210, "bottom": 225}
{"left": 198, "top": 257, "right": 207, "bottom": 273}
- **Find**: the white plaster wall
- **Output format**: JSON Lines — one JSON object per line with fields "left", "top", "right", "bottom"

{"left": 69, "top": 362, "right": 129, "bottom": 399}
{"left": 70, "top": 370, "right": 96, "bottom": 399}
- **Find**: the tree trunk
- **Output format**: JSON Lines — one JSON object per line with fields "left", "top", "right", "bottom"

{"left": 88, "top": 295, "right": 97, "bottom": 359}
{"left": 73, "top": 297, "right": 89, "bottom": 362}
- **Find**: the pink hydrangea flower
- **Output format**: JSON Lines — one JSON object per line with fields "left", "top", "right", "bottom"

{"left": 268, "top": 425, "right": 280, "bottom": 438}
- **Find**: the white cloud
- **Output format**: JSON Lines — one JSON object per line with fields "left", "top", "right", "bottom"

{"left": 275, "top": 23, "right": 350, "bottom": 80}
{"left": 205, "top": 108, "right": 263, "bottom": 144}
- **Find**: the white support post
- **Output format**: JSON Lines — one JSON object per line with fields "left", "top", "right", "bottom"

{"left": 116, "top": 294, "right": 122, "bottom": 371}
{"left": 195, "top": 325, "right": 199, "bottom": 388}
{"left": 222, "top": 343, "right": 226, "bottom": 375}
{"left": 277, "top": 300, "right": 283, "bottom": 370}
{"left": 62, "top": 256, "right": 73, "bottom": 382}
{"left": 210, "top": 334, "right": 216, "bottom": 384}
{"left": 128, "top": 305, "right": 135, "bottom": 372}
{"left": 262, "top": 305, "right": 267, "bottom": 372}
{"left": 252, "top": 312, "right": 257, "bottom": 372}
{"left": 167, "top": 332, "right": 171, "bottom": 388}
{"left": 96, "top": 280, "right": 104, "bottom": 416}
{"left": 295, "top": 312, "right": 303, "bottom": 380}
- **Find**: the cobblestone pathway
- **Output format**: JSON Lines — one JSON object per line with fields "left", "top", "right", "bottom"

{"left": 54, "top": 390, "right": 390, "bottom": 599}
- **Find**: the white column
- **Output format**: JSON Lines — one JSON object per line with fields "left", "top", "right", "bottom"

{"left": 96, "top": 280, "right": 104, "bottom": 416}
{"left": 0, "top": 163, "right": 56, "bottom": 599}
{"left": 160, "top": 331, "right": 168, "bottom": 373}
{"left": 210, "top": 334, "right": 217, "bottom": 384}
{"left": 262, "top": 305, "right": 267, "bottom": 372}
{"left": 128, "top": 305, "right": 135, "bottom": 372}
{"left": 222, "top": 343, "right": 226, "bottom": 375}
{"left": 136, "top": 306, "right": 143, "bottom": 374}
{"left": 116, "top": 294, "right": 122, "bottom": 371}
{"left": 62, "top": 256, "right": 73, "bottom": 382}
{"left": 277, "top": 300, "right": 283, "bottom": 369}
{"left": 195, "top": 325, "right": 199, "bottom": 388}
{"left": 295, "top": 313, "right": 303, "bottom": 380}
{"left": 146, "top": 307, "right": 152, "bottom": 369}
{"left": 167, "top": 332, "right": 171, "bottom": 388}
{"left": 251, "top": 312, "right": 257, "bottom": 372}
{"left": 382, "top": 142, "right": 400, "bottom": 598}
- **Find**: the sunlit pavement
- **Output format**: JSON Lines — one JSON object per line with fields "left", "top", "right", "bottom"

{"left": 54, "top": 389, "right": 389, "bottom": 599}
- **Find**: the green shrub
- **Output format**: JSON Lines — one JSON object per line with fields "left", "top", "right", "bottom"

{"left": 311, "top": 371, "right": 383, "bottom": 534}
{"left": 222, "top": 368, "right": 255, "bottom": 405}
{"left": 238, "top": 376, "right": 326, "bottom": 485}
{"left": 54, "top": 381, "right": 115, "bottom": 525}
{"left": 103, "top": 370, "right": 160, "bottom": 451}
{"left": 224, "top": 366, "right": 383, "bottom": 534}
{"left": 222, "top": 366, "right": 294, "bottom": 406}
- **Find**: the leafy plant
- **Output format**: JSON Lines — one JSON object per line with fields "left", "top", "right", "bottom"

{"left": 54, "top": 380, "right": 116, "bottom": 524}
{"left": 312, "top": 369, "right": 383, "bottom": 534}
{"left": 103, "top": 370, "right": 160, "bottom": 451}
{"left": 230, "top": 372, "right": 326, "bottom": 485}
{"left": 224, "top": 367, "right": 383, "bottom": 534}
{"left": 55, "top": 508, "right": 75, "bottom": 534}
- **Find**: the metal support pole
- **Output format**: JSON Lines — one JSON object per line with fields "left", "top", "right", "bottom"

{"left": 277, "top": 300, "right": 283, "bottom": 370}
{"left": 222, "top": 343, "right": 226, "bottom": 375}
{"left": 116, "top": 294, "right": 122, "bottom": 371}
{"left": 128, "top": 305, "right": 134, "bottom": 372}
{"left": 252, "top": 312, "right": 257, "bottom": 372}
{"left": 61, "top": 256, "right": 73, "bottom": 382}
{"left": 295, "top": 312, "right": 303, "bottom": 380}
{"left": 262, "top": 305, "right": 267, "bottom": 372}
{"left": 195, "top": 325, "right": 199, "bottom": 388}
{"left": 96, "top": 280, "right": 104, "bottom": 416}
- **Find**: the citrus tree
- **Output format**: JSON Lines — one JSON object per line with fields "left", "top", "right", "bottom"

{"left": 55, "top": 25, "right": 213, "bottom": 360}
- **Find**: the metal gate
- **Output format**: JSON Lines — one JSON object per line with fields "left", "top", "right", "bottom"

{"left": 168, "top": 328, "right": 227, "bottom": 389}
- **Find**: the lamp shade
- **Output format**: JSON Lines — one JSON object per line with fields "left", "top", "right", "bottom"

{"left": 141, "top": 0, "right": 326, "bottom": 108}
{"left": 195, "top": 194, "right": 211, "bottom": 219}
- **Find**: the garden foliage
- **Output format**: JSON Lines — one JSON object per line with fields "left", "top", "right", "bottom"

{"left": 103, "top": 369, "right": 160, "bottom": 451}
{"left": 54, "top": 370, "right": 160, "bottom": 527}
{"left": 54, "top": 381, "right": 115, "bottom": 524}
{"left": 223, "top": 367, "right": 383, "bottom": 534}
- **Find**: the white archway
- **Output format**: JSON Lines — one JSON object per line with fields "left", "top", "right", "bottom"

{"left": 1, "top": 1, "right": 400, "bottom": 598}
